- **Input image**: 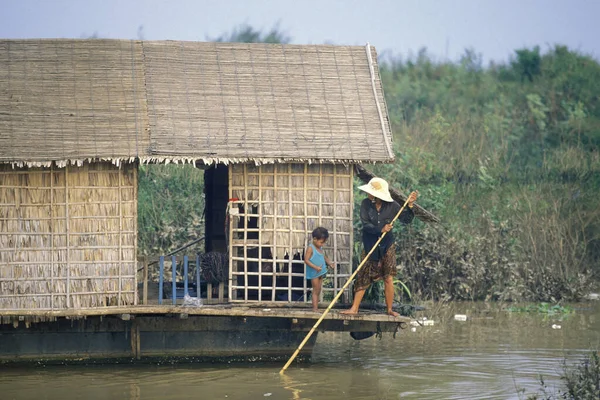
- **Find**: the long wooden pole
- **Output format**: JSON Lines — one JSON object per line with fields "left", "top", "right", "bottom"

{"left": 279, "top": 195, "right": 413, "bottom": 374}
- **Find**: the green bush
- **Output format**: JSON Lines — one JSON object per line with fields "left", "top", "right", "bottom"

{"left": 372, "top": 45, "right": 600, "bottom": 302}
{"left": 137, "top": 164, "right": 205, "bottom": 256}
{"left": 526, "top": 351, "right": 600, "bottom": 399}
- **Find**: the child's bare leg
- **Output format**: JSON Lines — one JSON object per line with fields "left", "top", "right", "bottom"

{"left": 340, "top": 287, "right": 367, "bottom": 315}
{"left": 311, "top": 278, "right": 322, "bottom": 311}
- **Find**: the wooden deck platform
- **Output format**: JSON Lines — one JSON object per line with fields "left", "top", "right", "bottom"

{"left": 0, "top": 304, "right": 413, "bottom": 324}
{"left": 0, "top": 303, "right": 415, "bottom": 364}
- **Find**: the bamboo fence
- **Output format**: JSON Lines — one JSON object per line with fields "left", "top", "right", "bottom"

{"left": 228, "top": 162, "right": 353, "bottom": 303}
{"left": 0, "top": 162, "right": 137, "bottom": 310}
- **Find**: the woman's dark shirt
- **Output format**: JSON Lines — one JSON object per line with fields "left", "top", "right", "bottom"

{"left": 360, "top": 198, "right": 414, "bottom": 261}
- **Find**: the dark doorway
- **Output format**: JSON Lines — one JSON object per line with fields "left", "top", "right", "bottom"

{"left": 204, "top": 164, "right": 229, "bottom": 253}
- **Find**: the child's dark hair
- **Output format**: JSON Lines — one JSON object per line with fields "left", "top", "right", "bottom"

{"left": 312, "top": 227, "right": 329, "bottom": 240}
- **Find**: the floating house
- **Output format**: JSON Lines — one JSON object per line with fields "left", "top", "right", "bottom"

{"left": 0, "top": 39, "right": 429, "bottom": 362}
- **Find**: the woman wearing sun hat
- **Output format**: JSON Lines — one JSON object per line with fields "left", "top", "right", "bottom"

{"left": 341, "top": 177, "right": 418, "bottom": 317}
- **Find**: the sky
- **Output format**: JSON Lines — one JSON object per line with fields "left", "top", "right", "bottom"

{"left": 0, "top": 0, "right": 599, "bottom": 64}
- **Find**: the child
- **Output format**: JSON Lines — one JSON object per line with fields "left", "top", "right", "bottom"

{"left": 304, "top": 227, "right": 334, "bottom": 312}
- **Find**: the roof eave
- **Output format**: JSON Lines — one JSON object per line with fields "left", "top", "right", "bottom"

{"left": 0, "top": 155, "right": 395, "bottom": 169}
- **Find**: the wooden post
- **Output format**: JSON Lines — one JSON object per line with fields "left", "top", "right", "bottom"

{"left": 346, "top": 166, "right": 354, "bottom": 303}
{"left": 65, "top": 165, "right": 70, "bottom": 308}
{"left": 171, "top": 255, "right": 177, "bottom": 305}
{"left": 118, "top": 165, "right": 123, "bottom": 306}
{"left": 287, "top": 163, "right": 293, "bottom": 303}
{"left": 318, "top": 165, "right": 322, "bottom": 232}
{"left": 142, "top": 257, "right": 148, "bottom": 305}
{"left": 316, "top": 165, "right": 323, "bottom": 305}
{"left": 50, "top": 164, "right": 55, "bottom": 310}
{"left": 228, "top": 166, "right": 233, "bottom": 302}
{"left": 243, "top": 165, "right": 250, "bottom": 301}
{"left": 133, "top": 165, "right": 139, "bottom": 306}
{"left": 218, "top": 282, "right": 224, "bottom": 303}
{"left": 303, "top": 163, "right": 309, "bottom": 302}
{"left": 130, "top": 320, "right": 141, "bottom": 360}
{"left": 332, "top": 164, "right": 338, "bottom": 303}
{"left": 258, "top": 166, "right": 266, "bottom": 302}
{"left": 273, "top": 165, "right": 278, "bottom": 303}
{"left": 184, "top": 255, "right": 189, "bottom": 297}
{"left": 158, "top": 256, "right": 164, "bottom": 305}
{"left": 196, "top": 254, "right": 201, "bottom": 298}
{"left": 136, "top": 322, "right": 141, "bottom": 360}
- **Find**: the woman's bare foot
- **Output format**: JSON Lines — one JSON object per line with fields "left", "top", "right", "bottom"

{"left": 312, "top": 308, "right": 319, "bottom": 312}
{"left": 386, "top": 310, "right": 400, "bottom": 317}
{"left": 340, "top": 308, "right": 359, "bottom": 315}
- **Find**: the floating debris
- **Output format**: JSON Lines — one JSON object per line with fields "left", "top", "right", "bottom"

{"left": 454, "top": 314, "right": 467, "bottom": 321}
{"left": 409, "top": 317, "right": 435, "bottom": 326}
{"left": 182, "top": 294, "right": 203, "bottom": 307}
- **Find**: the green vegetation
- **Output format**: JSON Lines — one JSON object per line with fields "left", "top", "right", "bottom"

{"left": 137, "top": 26, "right": 600, "bottom": 302}
{"left": 506, "top": 303, "right": 573, "bottom": 316}
{"left": 378, "top": 45, "right": 600, "bottom": 302}
{"left": 137, "top": 164, "right": 205, "bottom": 256}
{"left": 525, "top": 351, "right": 600, "bottom": 399}
{"left": 210, "top": 23, "right": 291, "bottom": 44}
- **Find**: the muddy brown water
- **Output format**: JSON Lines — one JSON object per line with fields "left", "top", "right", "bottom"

{"left": 1, "top": 301, "right": 599, "bottom": 399}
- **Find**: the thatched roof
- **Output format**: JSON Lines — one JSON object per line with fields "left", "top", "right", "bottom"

{"left": 0, "top": 40, "right": 149, "bottom": 167}
{"left": 0, "top": 39, "right": 393, "bottom": 166}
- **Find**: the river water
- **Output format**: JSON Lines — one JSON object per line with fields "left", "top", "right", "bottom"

{"left": 1, "top": 301, "right": 599, "bottom": 399}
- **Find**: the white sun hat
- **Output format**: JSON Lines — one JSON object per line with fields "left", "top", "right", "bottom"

{"left": 358, "top": 177, "right": 393, "bottom": 202}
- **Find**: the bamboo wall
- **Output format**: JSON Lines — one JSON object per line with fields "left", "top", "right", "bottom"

{"left": 0, "top": 162, "right": 137, "bottom": 310}
{"left": 229, "top": 163, "right": 353, "bottom": 303}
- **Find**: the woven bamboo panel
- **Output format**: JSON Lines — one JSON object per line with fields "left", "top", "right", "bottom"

{"left": 228, "top": 162, "right": 353, "bottom": 303}
{"left": 1, "top": 39, "right": 392, "bottom": 165}
{"left": 0, "top": 162, "right": 137, "bottom": 310}
{"left": 142, "top": 41, "right": 392, "bottom": 163}
{"left": 0, "top": 39, "right": 149, "bottom": 165}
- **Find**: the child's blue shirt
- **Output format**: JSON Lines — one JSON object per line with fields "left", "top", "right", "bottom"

{"left": 305, "top": 243, "right": 327, "bottom": 280}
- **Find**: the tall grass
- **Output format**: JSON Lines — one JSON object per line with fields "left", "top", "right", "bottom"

{"left": 365, "top": 46, "right": 600, "bottom": 301}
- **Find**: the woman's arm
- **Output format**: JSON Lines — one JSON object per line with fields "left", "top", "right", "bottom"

{"left": 394, "top": 191, "right": 418, "bottom": 224}
{"left": 304, "top": 246, "right": 322, "bottom": 271}
{"left": 397, "top": 204, "right": 415, "bottom": 224}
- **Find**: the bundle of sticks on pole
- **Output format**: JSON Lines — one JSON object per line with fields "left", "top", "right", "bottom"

{"left": 354, "top": 165, "right": 440, "bottom": 223}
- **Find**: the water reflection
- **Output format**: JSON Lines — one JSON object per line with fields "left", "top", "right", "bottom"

{"left": 130, "top": 383, "right": 141, "bottom": 400}
{"left": 0, "top": 302, "right": 598, "bottom": 399}
{"left": 280, "top": 373, "right": 307, "bottom": 399}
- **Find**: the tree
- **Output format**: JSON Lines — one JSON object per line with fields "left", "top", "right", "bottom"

{"left": 210, "top": 23, "right": 290, "bottom": 44}
{"left": 512, "top": 46, "right": 541, "bottom": 82}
